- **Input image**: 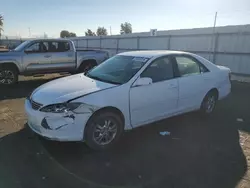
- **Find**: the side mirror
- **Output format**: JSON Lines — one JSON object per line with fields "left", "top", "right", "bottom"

{"left": 133, "top": 77, "right": 153, "bottom": 87}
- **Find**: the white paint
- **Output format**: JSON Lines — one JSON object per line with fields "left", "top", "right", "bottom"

{"left": 31, "top": 73, "right": 116, "bottom": 105}
{"left": 25, "top": 51, "right": 231, "bottom": 142}
{"left": 130, "top": 78, "right": 178, "bottom": 126}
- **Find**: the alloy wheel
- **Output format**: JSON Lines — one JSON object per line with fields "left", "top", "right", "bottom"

{"left": 0, "top": 70, "right": 15, "bottom": 84}
{"left": 205, "top": 95, "right": 216, "bottom": 113}
{"left": 93, "top": 119, "right": 118, "bottom": 145}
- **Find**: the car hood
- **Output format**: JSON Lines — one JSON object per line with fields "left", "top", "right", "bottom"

{"left": 0, "top": 51, "right": 21, "bottom": 59}
{"left": 0, "top": 51, "right": 19, "bottom": 56}
{"left": 31, "top": 74, "right": 117, "bottom": 105}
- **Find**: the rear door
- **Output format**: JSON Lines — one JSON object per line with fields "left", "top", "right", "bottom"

{"left": 172, "top": 54, "right": 211, "bottom": 112}
{"left": 48, "top": 41, "right": 75, "bottom": 71}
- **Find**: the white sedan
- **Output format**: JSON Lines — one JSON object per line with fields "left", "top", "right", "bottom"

{"left": 25, "top": 51, "right": 231, "bottom": 150}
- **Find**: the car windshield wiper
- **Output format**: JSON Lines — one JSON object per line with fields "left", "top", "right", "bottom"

{"left": 87, "top": 75, "right": 122, "bottom": 85}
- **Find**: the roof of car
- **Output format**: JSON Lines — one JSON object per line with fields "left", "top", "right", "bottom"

{"left": 119, "top": 50, "right": 190, "bottom": 58}
{"left": 27, "top": 38, "right": 71, "bottom": 42}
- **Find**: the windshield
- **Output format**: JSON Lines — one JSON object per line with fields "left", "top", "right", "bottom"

{"left": 13, "top": 41, "right": 31, "bottom": 51}
{"left": 86, "top": 55, "right": 149, "bottom": 84}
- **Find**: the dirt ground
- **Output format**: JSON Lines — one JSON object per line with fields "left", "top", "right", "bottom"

{"left": 0, "top": 75, "right": 250, "bottom": 188}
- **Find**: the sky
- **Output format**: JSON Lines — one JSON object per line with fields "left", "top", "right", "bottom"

{"left": 1, "top": 0, "right": 250, "bottom": 38}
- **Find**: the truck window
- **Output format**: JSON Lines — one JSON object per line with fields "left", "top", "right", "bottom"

{"left": 58, "top": 42, "right": 70, "bottom": 52}
{"left": 48, "top": 42, "right": 58, "bottom": 52}
{"left": 25, "top": 42, "right": 48, "bottom": 53}
{"left": 48, "top": 41, "right": 70, "bottom": 52}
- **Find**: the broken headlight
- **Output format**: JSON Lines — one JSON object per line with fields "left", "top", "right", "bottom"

{"left": 40, "top": 102, "right": 82, "bottom": 113}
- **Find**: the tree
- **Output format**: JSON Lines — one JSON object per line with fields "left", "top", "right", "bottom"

{"left": 69, "top": 32, "right": 77, "bottom": 37}
{"left": 0, "top": 15, "right": 3, "bottom": 38}
{"left": 96, "top": 27, "right": 108, "bottom": 36}
{"left": 60, "top": 30, "right": 70, "bottom": 38}
{"left": 85, "top": 29, "right": 96, "bottom": 36}
{"left": 60, "top": 30, "right": 77, "bottom": 38}
{"left": 120, "top": 22, "right": 132, "bottom": 34}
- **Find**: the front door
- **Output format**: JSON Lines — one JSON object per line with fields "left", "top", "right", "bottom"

{"left": 129, "top": 56, "right": 179, "bottom": 127}
{"left": 23, "top": 41, "right": 52, "bottom": 74}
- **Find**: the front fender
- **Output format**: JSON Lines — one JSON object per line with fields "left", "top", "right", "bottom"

{"left": 0, "top": 59, "right": 22, "bottom": 72}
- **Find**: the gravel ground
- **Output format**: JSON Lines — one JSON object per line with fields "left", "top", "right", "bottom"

{"left": 0, "top": 75, "right": 250, "bottom": 188}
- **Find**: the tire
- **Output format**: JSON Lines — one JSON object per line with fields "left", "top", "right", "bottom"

{"left": 78, "top": 61, "right": 96, "bottom": 73}
{"left": 200, "top": 91, "right": 218, "bottom": 115}
{"left": 0, "top": 66, "right": 18, "bottom": 85}
{"left": 84, "top": 111, "right": 124, "bottom": 151}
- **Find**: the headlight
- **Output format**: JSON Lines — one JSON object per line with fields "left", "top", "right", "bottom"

{"left": 40, "top": 102, "right": 82, "bottom": 113}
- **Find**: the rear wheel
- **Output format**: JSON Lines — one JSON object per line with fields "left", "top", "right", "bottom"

{"left": 84, "top": 111, "right": 124, "bottom": 151}
{"left": 200, "top": 91, "right": 218, "bottom": 114}
{"left": 0, "top": 67, "right": 18, "bottom": 85}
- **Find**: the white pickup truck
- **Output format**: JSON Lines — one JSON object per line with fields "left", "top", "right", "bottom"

{"left": 0, "top": 39, "right": 109, "bottom": 85}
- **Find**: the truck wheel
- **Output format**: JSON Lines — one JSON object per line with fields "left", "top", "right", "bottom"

{"left": 84, "top": 111, "right": 124, "bottom": 151}
{"left": 0, "top": 67, "right": 18, "bottom": 85}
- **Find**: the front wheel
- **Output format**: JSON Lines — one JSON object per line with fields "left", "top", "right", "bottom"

{"left": 200, "top": 91, "right": 217, "bottom": 114}
{"left": 0, "top": 67, "right": 18, "bottom": 85}
{"left": 84, "top": 111, "right": 124, "bottom": 151}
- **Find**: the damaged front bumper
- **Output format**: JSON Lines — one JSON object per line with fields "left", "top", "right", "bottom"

{"left": 25, "top": 99, "right": 92, "bottom": 141}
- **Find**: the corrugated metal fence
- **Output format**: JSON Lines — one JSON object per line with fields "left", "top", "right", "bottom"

{"left": 1, "top": 25, "right": 250, "bottom": 75}
{"left": 71, "top": 30, "right": 250, "bottom": 75}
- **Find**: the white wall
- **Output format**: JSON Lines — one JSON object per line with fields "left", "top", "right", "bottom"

{"left": 3, "top": 25, "right": 250, "bottom": 75}
{"left": 70, "top": 25, "right": 250, "bottom": 75}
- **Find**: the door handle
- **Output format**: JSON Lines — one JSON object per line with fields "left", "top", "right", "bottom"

{"left": 168, "top": 83, "right": 177, "bottom": 88}
{"left": 67, "top": 54, "right": 73, "bottom": 57}
{"left": 44, "top": 55, "right": 51, "bottom": 58}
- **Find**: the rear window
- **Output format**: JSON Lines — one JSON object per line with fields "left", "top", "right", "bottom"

{"left": 48, "top": 41, "right": 70, "bottom": 52}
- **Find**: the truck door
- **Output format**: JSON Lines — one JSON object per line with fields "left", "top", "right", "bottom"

{"left": 23, "top": 41, "right": 52, "bottom": 74}
{"left": 48, "top": 41, "right": 75, "bottom": 72}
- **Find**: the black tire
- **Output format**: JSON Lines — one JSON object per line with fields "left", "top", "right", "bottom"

{"left": 78, "top": 61, "right": 96, "bottom": 73}
{"left": 84, "top": 111, "right": 124, "bottom": 151}
{"left": 200, "top": 91, "right": 218, "bottom": 115}
{"left": 0, "top": 66, "right": 18, "bottom": 85}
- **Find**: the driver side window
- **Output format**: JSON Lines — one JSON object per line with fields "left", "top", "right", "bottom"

{"left": 141, "top": 57, "right": 174, "bottom": 83}
{"left": 25, "top": 42, "right": 48, "bottom": 53}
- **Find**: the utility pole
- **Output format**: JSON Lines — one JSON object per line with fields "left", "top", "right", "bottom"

{"left": 110, "top": 26, "right": 112, "bottom": 36}
{"left": 28, "top": 27, "right": 31, "bottom": 37}
{"left": 213, "top": 12, "right": 217, "bottom": 32}
{"left": 209, "top": 12, "right": 217, "bottom": 61}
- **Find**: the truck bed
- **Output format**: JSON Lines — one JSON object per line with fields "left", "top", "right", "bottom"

{"left": 76, "top": 49, "right": 107, "bottom": 53}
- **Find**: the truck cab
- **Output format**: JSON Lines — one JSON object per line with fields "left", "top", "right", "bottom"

{"left": 0, "top": 39, "right": 108, "bottom": 85}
